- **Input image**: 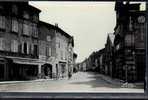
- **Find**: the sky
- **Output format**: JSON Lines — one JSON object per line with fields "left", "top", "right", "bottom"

{"left": 29, "top": 1, "right": 145, "bottom": 63}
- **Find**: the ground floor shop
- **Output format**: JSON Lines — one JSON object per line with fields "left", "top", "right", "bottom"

{"left": 0, "top": 57, "right": 39, "bottom": 81}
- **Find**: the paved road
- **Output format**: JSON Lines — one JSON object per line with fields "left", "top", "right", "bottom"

{"left": 0, "top": 72, "right": 144, "bottom": 92}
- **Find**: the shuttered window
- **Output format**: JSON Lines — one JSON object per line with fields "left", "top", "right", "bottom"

{"left": 12, "top": 18, "right": 18, "bottom": 33}
{"left": 0, "top": 15, "right": 5, "bottom": 30}
{"left": 23, "top": 23, "right": 29, "bottom": 36}
{"left": 11, "top": 40, "right": 18, "bottom": 52}
{"left": 0, "top": 38, "right": 4, "bottom": 50}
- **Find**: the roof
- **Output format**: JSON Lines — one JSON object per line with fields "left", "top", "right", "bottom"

{"left": 39, "top": 21, "right": 73, "bottom": 39}
{"left": 28, "top": 4, "right": 41, "bottom": 13}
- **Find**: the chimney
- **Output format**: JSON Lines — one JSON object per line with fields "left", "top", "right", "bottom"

{"left": 55, "top": 23, "right": 58, "bottom": 27}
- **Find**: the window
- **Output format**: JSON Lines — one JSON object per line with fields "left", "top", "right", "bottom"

{"left": 11, "top": 40, "right": 18, "bottom": 52}
{"left": 24, "top": 42, "right": 27, "bottom": 54}
{"left": 23, "top": 11, "right": 29, "bottom": 19}
{"left": 58, "top": 42, "right": 60, "bottom": 48}
{"left": 47, "top": 36, "right": 51, "bottom": 41}
{"left": 0, "top": 15, "right": 5, "bottom": 30}
{"left": 18, "top": 44, "right": 22, "bottom": 53}
{"left": 0, "top": 38, "right": 4, "bottom": 50}
{"left": 48, "top": 47, "right": 51, "bottom": 56}
{"left": 32, "top": 24, "right": 38, "bottom": 37}
{"left": 29, "top": 44, "right": 32, "bottom": 54}
{"left": 12, "top": 18, "right": 18, "bottom": 33}
{"left": 33, "top": 14, "right": 38, "bottom": 22}
{"left": 116, "top": 44, "right": 120, "bottom": 50}
{"left": 125, "top": 34, "right": 134, "bottom": 46}
{"left": 46, "top": 46, "right": 51, "bottom": 57}
{"left": 61, "top": 50, "right": 63, "bottom": 60}
{"left": 23, "top": 23, "right": 29, "bottom": 36}
{"left": 129, "top": 16, "right": 133, "bottom": 31}
{"left": 34, "top": 45, "right": 38, "bottom": 56}
{"left": 12, "top": 5, "right": 18, "bottom": 15}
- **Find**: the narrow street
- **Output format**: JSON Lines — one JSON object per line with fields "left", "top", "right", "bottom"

{"left": 0, "top": 72, "right": 144, "bottom": 92}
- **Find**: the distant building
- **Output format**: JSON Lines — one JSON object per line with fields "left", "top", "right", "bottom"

{"left": 114, "top": 1, "right": 146, "bottom": 82}
{"left": 54, "top": 24, "right": 74, "bottom": 78}
{"left": 97, "top": 48, "right": 105, "bottom": 74}
{"left": 0, "top": 2, "right": 41, "bottom": 80}
{"left": 104, "top": 33, "right": 115, "bottom": 77}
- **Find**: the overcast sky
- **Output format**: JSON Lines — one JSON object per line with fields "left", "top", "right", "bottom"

{"left": 29, "top": 1, "right": 145, "bottom": 63}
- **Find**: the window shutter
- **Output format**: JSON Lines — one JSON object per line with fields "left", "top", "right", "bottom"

{"left": 0, "top": 38, "right": 4, "bottom": 50}
{"left": 12, "top": 18, "right": 18, "bottom": 33}
{"left": 0, "top": 15, "right": 5, "bottom": 29}
{"left": 23, "top": 23, "right": 29, "bottom": 36}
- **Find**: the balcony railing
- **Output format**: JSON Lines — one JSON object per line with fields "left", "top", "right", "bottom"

{"left": 0, "top": 50, "right": 38, "bottom": 59}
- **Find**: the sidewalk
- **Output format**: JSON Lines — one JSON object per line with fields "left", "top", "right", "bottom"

{"left": 98, "top": 74, "right": 124, "bottom": 87}
{"left": 0, "top": 79, "right": 54, "bottom": 85}
{"left": 98, "top": 74, "right": 144, "bottom": 88}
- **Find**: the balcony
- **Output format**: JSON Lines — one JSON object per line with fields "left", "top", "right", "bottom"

{"left": 0, "top": 50, "right": 38, "bottom": 59}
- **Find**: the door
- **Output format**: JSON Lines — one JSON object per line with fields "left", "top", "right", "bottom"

{"left": 0, "top": 64, "right": 5, "bottom": 80}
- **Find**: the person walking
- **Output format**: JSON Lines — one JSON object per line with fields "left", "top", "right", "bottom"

{"left": 68, "top": 72, "right": 72, "bottom": 79}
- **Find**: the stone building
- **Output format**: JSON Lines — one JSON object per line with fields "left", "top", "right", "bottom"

{"left": 96, "top": 48, "right": 105, "bottom": 74}
{"left": 38, "top": 21, "right": 56, "bottom": 79}
{"left": 0, "top": 2, "right": 41, "bottom": 80}
{"left": 104, "top": 33, "right": 115, "bottom": 77}
{"left": 114, "top": 1, "right": 146, "bottom": 82}
{"left": 38, "top": 21, "right": 74, "bottom": 79}
{"left": 54, "top": 24, "right": 74, "bottom": 78}
{"left": 0, "top": 2, "right": 75, "bottom": 81}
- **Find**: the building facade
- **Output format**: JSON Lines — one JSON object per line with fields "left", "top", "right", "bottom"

{"left": 104, "top": 33, "right": 115, "bottom": 77}
{"left": 39, "top": 21, "right": 75, "bottom": 79}
{"left": 0, "top": 2, "right": 75, "bottom": 81}
{"left": 38, "top": 21, "right": 56, "bottom": 79}
{"left": 114, "top": 1, "right": 146, "bottom": 82}
{"left": 0, "top": 2, "right": 41, "bottom": 81}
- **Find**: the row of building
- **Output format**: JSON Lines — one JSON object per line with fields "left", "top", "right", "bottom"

{"left": 78, "top": 1, "right": 146, "bottom": 82}
{"left": 0, "top": 2, "right": 77, "bottom": 81}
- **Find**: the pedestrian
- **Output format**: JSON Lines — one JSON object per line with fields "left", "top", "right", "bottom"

{"left": 68, "top": 72, "right": 72, "bottom": 79}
